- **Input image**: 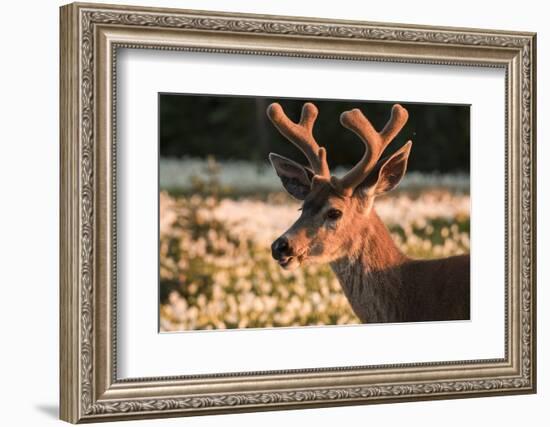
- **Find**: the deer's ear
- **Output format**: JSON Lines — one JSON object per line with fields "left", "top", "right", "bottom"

{"left": 359, "top": 141, "right": 412, "bottom": 197}
{"left": 269, "top": 153, "right": 313, "bottom": 200}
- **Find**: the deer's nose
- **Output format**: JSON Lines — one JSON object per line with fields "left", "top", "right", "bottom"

{"left": 271, "top": 237, "right": 291, "bottom": 259}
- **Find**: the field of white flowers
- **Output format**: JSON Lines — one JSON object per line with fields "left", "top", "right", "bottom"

{"left": 159, "top": 158, "right": 470, "bottom": 332}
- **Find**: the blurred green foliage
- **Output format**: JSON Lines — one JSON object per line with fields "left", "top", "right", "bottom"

{"left": 160, "top": 94, "right": 470, "bottom": 173}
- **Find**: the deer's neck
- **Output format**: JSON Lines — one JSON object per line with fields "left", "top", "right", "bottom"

{"left": 329, "top": 210, "right": 409, "bottom": 323}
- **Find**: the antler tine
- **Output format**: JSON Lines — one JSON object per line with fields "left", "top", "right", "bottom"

{"left": 267, "top": 102, "right": 330, "bottom": 178}
{"left": 335, "top": 104, "right": 408, "bottom": 195}
{"left": 380, "top": 104, "right": 409, "bottom": 143}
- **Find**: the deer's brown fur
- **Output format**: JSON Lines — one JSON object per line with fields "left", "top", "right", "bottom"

{"left": 330, "top": 210, "right": 469, "bottom": 323}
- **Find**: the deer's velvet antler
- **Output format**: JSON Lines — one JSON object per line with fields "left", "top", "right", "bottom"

{"left": 267, "top": 102, "right": 330, "bottom": 179}
{"left": 333, "top": 104, "right": 409, "bottom": 196}
{"left": 267, "top": 102, "right": 409, "bottom": 196}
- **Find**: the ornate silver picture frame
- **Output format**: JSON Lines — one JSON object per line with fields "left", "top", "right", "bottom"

{"left": 60, "top": 2, "right": 536, "bottom": 423}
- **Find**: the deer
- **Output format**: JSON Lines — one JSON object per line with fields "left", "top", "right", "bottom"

{"left": 267, "top": 102, "right": 470, "bottom": 324}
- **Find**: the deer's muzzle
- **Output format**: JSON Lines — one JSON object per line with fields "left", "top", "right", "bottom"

{"left": 271, "top": 236, "right": 291, "bottom": 260}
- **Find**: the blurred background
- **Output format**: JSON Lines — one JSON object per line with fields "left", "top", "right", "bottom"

{"left": 159, "top": 94, "right": 470, "bottom": 332}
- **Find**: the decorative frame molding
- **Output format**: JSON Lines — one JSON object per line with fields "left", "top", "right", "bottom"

{"left": 60, "top": 2, "right": 536, "bottom": 423}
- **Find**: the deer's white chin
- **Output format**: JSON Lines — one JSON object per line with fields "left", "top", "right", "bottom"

{"left": 278, "top": 256, "right": 301, "bottom": 270}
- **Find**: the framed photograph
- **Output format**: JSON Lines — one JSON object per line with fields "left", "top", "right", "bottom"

{"left": 60, "top": 2, "right": 537, "bottom": 423}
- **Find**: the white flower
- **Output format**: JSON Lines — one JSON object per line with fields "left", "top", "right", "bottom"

{"left": 159, "top": 171, "right": 470, "bottom": 332}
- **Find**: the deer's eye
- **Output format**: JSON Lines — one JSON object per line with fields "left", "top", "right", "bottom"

{"left": 326, "top": 208, "right": 342, "bottom": 221}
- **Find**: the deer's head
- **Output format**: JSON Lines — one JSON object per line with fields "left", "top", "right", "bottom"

{"left": 269, "top": 102, "right": 412, "bottom": 270}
